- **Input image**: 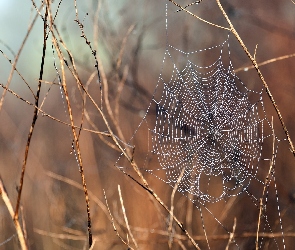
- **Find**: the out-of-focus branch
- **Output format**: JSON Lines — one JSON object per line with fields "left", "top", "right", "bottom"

{"left": 0, "top": 3, "right": 42, "bottom": 112}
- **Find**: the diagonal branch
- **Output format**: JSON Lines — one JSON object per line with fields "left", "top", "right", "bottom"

{"left": 168, "top": 0, "right": 230, "bottom": 31}
{"left": 0, "top": 177, "right": 28, "bottom": 250}
{"left": 216, "top": 0, "right": 295, "bottom": 157}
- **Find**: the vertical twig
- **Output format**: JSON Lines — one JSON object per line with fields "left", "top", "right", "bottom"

{"left": 118, "top": 185, "right": 138, "bottom": 249}
{"left": 14, "top": 2, "right": 48, "bottom": 221}
{"left": 256, "top": 117, "right": 276, "bottom": 249}
{"left": 47, "top": 2, "right": 93, "bottom": 247}
{"left": 186, "top": 193, "right": 194, "bottom": 246}
{"left": 20, "top": 206, "right": 28, "bottom": 241}
{"left": 226, "top": 218, "right": 237, "bottom": 250}
{"left": 168, "top": 167, "right": 186, "bottom": 249}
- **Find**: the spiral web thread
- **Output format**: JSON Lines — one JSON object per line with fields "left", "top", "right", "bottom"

{"left": 117, "top": 2, "right": 285, "bottom": 249}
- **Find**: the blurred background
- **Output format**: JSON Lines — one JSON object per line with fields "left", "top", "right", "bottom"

{"left": 0, "top": 0, "right": 295, "bottom": 249}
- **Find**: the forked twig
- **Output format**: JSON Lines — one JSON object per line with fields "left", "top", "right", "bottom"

{"left": 216, "top": 0, "right": 295, "bottom": 157}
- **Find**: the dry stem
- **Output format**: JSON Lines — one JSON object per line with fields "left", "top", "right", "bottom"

{"left": 103, "top": 190, "right": 134, "bottom": 249}
{"left": 14, "top": 2, "right": 48, "bottom": 222}
{"left": 0, "top": 177, "right": 28, "bottom": 249}
{"left": 216, "top": 0, "right": 295, "bottom": 157}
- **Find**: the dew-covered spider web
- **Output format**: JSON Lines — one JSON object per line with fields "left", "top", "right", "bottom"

{"left": 116, "top": 2, "right": 286, "bottom": 249}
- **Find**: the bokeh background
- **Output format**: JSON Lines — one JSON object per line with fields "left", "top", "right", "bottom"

{"left": 0, "top": 0, "right": 295, "bottom": 249}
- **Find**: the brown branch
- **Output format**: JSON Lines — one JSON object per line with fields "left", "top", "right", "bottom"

{"left": 226, "top": 218, "right": 237, "bottom": 250}
{"left": 103, "top": 190, "right": 134, "bottom": 249}
{"left": 119, "top": 169, "right": 201, "bottom": 249}
{"left": 14, "top": 2, "right": 48, "bottom": 221}
{"left": 216, "top": 0, "right": 295, "bottom": 157}
{"left": 66, "top": 79, "right": 200, "bottom": 248}
{"left": 234, "top": 53, "right": 295, "bottom": 73}
{"left": 41, "top": 1, "right": 95, "bottom": 246}
{"left": 1, "top": 83, "right": 112, "bottom": 138}
{"left": 35, "top": 4, "right": 200, "bottom": 247}
{"left": 168, "top": 167, "right": 186, "bottom": 249}
{"left": 168, "top": 0, "right": 230, "bottom": 30}
{"left": 118, "top": 185, "right": 139, "bottom": 249}
{"left": 48, "top": 16, "right": 93, "bottom": 250}
{"left": 0, "top": 176, "right": 28, "bottom": 249}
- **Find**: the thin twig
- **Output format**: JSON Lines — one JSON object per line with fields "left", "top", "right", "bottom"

{"left": 176, "top": 239, "right": 187, "bottom": 250}
{"left": 0, "top": 176, "right": 28, "bottom": 249}
{"left": 176, "top": 1, "right": 203, "bottom": 13}
{"left": 114, "top": 65, "right": 129, "bottom": 124}
{"left": 20, "top": 206, "right": 28, "bottom": 241}
{"left": 103, "top": 190, "right": 134, "bottom": 249}
{"left": 82, "top": 71, "right": 120, "bottom": 152}
{"left": 47, "top": 4, "right": 93, "bottom": 246}
{"left": 234, "top": 52, "right": 295, "bottom": 73}
{"left": 14, "top": 2, "right": 48, "bottom": 221}
{"left": 1, "top": 83, "right": 111, "bottom": 137}
{"left": 46, "top": 171, "right": 112, "bottom": 221}
{"left": 168, "top": 167, "right": 186, "bottom": 249}
{"left": 0, "top": 2, "right": 42, "bottom": 112}
{"left": 0, "top": 235, "right": 16, "bottom": 247}
{"left": 118, "top": 185, "right": 139, "bottom": 249}
{"left": 168, "top": 0, "right": 230, "bottom": 31}
{"left": 256, "top": 117, "right": 276, "bottom": 249}
{"left": 216, "top": 0, "right": 295, "bottom": 157}
{"left": 38, "top": 4, "right": 201, "bottom": 247}
{"left": 186, "top": 193, "right": 194, "bottom": 246}
{"left": 120, "top": 169, "right": 201, "bottom": 249}
{"left": 226, "top": 218, "right": 236, "bottom": 250}
{"left": 0, "top": 50, "right": 36, "bottom": 98}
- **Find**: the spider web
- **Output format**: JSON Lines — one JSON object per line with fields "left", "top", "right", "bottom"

{"left": 153, "top": 39, "right": 264, "bottom": 203}
{"left": 117, "top": 2, "right": 286, "bottom": 249}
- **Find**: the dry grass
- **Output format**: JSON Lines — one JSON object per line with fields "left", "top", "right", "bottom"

{"left": 1, "top": 0, "right": 295, "bottom": 249}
